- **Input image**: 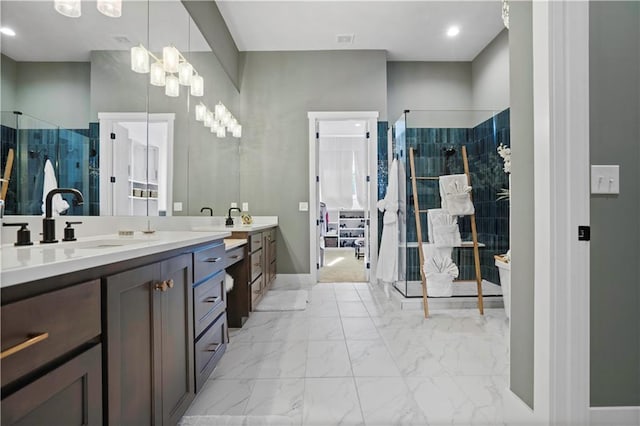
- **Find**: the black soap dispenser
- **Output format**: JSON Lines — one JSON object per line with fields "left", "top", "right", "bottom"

{"left": 2, "top": 222, "right": 34, "bottom": 246}
{"left": 63, "top": 221, "right": 82, "bottom": 242}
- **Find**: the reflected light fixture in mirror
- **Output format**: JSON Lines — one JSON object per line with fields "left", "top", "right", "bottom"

{"left": 163, "top": 46, "right": 180, "bottom": 73}
{"left": 150, "top": 62, "right": 166, "bottom": 86}
{"left": 190, "top": 75, "right": 204, "bottom": 97}
{"left": 165, "top": 75, "right": 180, "bottom": 97}
{"left": 97, "top": 0, "right": 122, "bottom": 18}
{"left": 131, "top": 46, "right": 149, "bottom": 73}
{"left": 179, "top": 62, "right": 193, "bottom": 85}
{"left": 195, "top": 103, "right": 207, "bottom": 121}
{"left": 54, "top": 0, "right": 81, "bottom": 18}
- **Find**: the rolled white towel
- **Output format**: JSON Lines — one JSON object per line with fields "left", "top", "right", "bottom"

{"left": 225, "top": 273, "right": 234, "bottom": 292}
{"left": 427, "top": 209, "right": 462, "bottom": 247}
{"left": 424, "top": 256, "right": 459, "bottom": 278}
{"left": 439, "top": 174, "right": 474, "bottom": 216}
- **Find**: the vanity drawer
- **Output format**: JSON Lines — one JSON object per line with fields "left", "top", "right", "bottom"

{"left": 1, "top": 280, "right": 101, "bottom": 388}
{"left": 195, "top": 313, "right": 226, "bottom": 392}
{"left": 250, "top": 250, "right": 262, "bottom": 282}
{"left": 225, "top": 245, "right": 245, "bottom": 268}
{"left": 193, "top": 242, "right": 225, "bottom": 283}
{"left": 250, "top": 276, "right": 262, "bottom": 307}
{"left": 250, "top": 233, "right": 263, "bottom": 253}
{"left": 194, "top": 271, "right": 226, "bottom": 338}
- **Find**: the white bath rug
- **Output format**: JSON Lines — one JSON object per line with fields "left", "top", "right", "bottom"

{"left": 253, "top": 290, "right": 308, "bottom": 312}
{"left": 179, "top": 415, "right": 293, "bottom": 426}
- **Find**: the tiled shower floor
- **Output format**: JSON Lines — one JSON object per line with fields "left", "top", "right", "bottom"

{"left": 182, "top": 280, "right": 509, "bottom": 426}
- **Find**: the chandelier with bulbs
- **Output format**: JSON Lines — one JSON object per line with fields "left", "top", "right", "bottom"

{"left": 195, "top": 102, "right": 242, "bottom": 139}
{"left": 130, "top": 44, "right": 204, "bottom": 98}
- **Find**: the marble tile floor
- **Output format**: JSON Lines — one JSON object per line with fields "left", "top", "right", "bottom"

{"left": 183, "top": 281, "right": 510, "bottom": 426}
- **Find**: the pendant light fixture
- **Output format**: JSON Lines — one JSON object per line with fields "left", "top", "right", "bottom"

{"left": 216, "top": 126, "right": 226, "bottom": 138}
{"left": 195, "top": 103, "right": 207, "bottom": 122}
{"left": 190, "top": 75, "right": 204, "bottom": 97}
{"left": 150, "top": 62, "right": 166, "bottom": 86}
{"left": 131, "top": 45, "right": 149, "bottom": 73}
{"left": 178, "top": 62, "right": 193, "bottom": 86}
{"left": 165, "top": 75, "right": 179, "bottom": 97}
{"left": 54, "top": 0, "right": 81, "bottom": 18}
{"left": 204, "top": 111, "right": 214, "bottom": 128}
{"left": 162, "top": 46, "right": 180, "bottom": 73}
{"left": 97, "top": 0, "right": 122, "bottom": 18}
{"left": 232, "top": 125, "right": 242, "bottom": 138}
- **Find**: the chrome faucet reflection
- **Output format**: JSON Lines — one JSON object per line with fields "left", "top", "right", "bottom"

{"left": 41, "top": 188, "right": 84, "bottom": 244}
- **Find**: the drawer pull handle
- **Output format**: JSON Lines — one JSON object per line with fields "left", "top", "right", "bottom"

{"left": 154, "top": 280, "right": 173, "bottom": 292}
{"left": 204, "top": 257, "right": 222, "bottom": 263}
{"left": 1, "top": 332, "right": 49, "bottom": 360}
{"left": 253, "top": 262, "right": 260, "bottom": 267}
{"left": 206, "top": 343, "right": 221, "bottom": 352}
{"left": 204, "top": 296, "right": 220, "bottom": 304}
{"left": 230, "top": 255, "right": 240, "bottom": 259}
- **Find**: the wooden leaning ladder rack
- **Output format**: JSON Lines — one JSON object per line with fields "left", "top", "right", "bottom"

{"left": 408, "top": 146, "right": 484, "bottom": 318}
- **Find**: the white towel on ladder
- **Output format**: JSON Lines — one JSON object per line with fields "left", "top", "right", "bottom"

{"left": 427, "top": 209, "right": 462, "bottom": 247}
{"left": 439, "top": 174, "right": 474, "bottom": 216}
{"left": 41, "top": 159, "right": 69, "bottom": 216}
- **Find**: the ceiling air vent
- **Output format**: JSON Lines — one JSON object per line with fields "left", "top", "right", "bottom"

{"left": 336, "top": 34, "right": 355, "bottom": 44}
{"left": 112, "top": 35, "right": 131, "bottom": 44}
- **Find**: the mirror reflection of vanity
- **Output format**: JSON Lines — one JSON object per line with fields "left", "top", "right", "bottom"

{"left": 0, "top": 0, "right": 241, "bottom": 217}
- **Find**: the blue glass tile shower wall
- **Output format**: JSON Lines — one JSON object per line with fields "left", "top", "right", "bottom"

{"left": 0, "top": 117, "right": 100, "bottom": 215}
{"left": 395, "top": 109, "right": 510, "bottom": 287}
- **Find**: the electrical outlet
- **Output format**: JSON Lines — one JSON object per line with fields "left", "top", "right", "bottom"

{"left": 242, "top": 202, "right": 249, "bottom": 211}
{"left": 591, "top": 165, "right": 620, "bottom": 194}
{"left": 231, "top": 202, "right": 238, "bottom": 208}
{"left": 299, "top": 202, "right": 309, "bottom": 211}
{"left": 173, "top": 202, "right": 183, "bottom": 212}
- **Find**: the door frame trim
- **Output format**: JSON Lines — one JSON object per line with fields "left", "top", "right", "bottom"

{"left": 307, "top": 111, "right": 379, "bottom": 284}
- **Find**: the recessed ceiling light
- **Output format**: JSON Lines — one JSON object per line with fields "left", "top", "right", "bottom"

{"left": 0, "top": 27, "right": 16, "bottom": 37}
{"left": 447, "top": 26, "right": 460, "bottom": 37}
{"left": 355, "top": 123, "right": 362, "bottom": 127}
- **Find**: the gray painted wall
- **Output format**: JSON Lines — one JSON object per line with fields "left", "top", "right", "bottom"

{"left": 386, "top": 61, "right": 472, "bottom": 122}
{"left": 509, "top": 1, "right": 534, "bottom": 408}
{"left": 472, "top": 29, "right": 510, "bottom": 110}
{"left": 239, "top": 50, "right": 387, "bottom": 274}
{"left": 0, "top": 58, "right": 90, "bottom": 129}
{"left": 183, "top": 0, "right": 240, "bottom": 90}
{"left": 90, "top": 50, "right": 240, "bottom": 216}
{"left": 589, "top": 1, "right": 640, "bottom": 407}
{"left": 1, "top": 54, "right": 17, "bottom": 114}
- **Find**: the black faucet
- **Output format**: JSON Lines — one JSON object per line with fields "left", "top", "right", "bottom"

{"left": 226, "top": 207, "right": 241, "bottom": 226}
{"left": 41, "top": 188, "right": 84, "bottom": 244}
{"left": 200, "top": 207, "right": 213, "bottom": 216}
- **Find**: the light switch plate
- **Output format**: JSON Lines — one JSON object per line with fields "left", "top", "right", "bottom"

{"left": 242, "top": 202, "right": 249, "bottom": 211}
{"left": 173, "top": 202, "right": 183, "bottom": 212}
{"left": 591, "top": 165, "right": 620, "bottom": 194}
{"left": 231, "top": 202, "right": 238, "bottom": 208}
{"left": 299, "top": 202, "right": 309, "bottom": 211}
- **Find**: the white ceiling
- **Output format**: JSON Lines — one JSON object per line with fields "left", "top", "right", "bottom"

{"left": 216, "top": 0, "right": 505, "bottom": 61}
{"left": 0, "top": 0, "right": 211, "bottom": 62}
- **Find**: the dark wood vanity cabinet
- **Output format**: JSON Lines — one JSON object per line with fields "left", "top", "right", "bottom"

{"left": 264, "top": 229, "right": 277, "bottom": 287}
{"left": 0, "top": 280, "right": 102, "bottom": 426}
{"left": 104, "top": 254, "right": 194, "bottom": 426}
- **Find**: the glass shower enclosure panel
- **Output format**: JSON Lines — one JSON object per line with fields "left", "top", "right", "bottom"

{"left": 0, "top": 111, "right": 91, "bottom": 215}
{"left": 392, "top": 109, "right": 510, "bottom": 298}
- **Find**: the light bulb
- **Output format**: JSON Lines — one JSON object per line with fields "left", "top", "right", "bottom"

{"left": 162, "top": 46, "right": 180, "bottom": 73}
{"left": 190, "top": 75, "right": 203, "bottom": 97}
{"left": 97, "top": 0, "right": 122, "bottom": 18}
{"left": 178, "top": 62, "right": 193, "bottom": 86}
{"left": 165, "top": 75, "right": 179, "bottom": 97}
{"left": 195, "top": 103, "right": 206, "bottom": 121}
{"left": 131, "top": 46, "right": 149, "bottom": 73}
{"left": 150, "top": 62, "right": 166, "bottom": 86}
{"left": 54, "top": 0, "right": 81, "bottom": 18}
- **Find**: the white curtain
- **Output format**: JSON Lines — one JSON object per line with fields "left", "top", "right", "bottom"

{"left": 319, "top": 136, "right": 366, "bottom": 209}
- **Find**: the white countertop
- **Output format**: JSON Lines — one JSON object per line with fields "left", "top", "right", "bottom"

{"left": 0, "top": 231, "right": 230, "bottom": 288}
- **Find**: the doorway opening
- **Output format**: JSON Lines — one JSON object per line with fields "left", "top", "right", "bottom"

{"left": 308, "top": 112, "right": 379, "bottom": 284}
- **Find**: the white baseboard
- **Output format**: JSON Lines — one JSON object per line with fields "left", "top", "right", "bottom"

{"left": 590, "top": 406, "right": 640, "bottom": 426}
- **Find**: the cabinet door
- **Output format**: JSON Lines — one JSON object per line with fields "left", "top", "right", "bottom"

{"left": 1, "top": 344, "right": 102, "bottom": 426}
{"left": 105, "top": 263, "right": 159, "bottom": 426}
{"left": 158, "top": 254, "right": 194, "bottom": 425}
